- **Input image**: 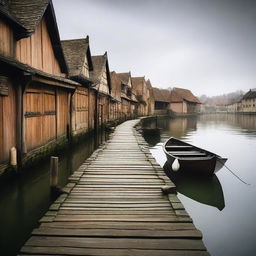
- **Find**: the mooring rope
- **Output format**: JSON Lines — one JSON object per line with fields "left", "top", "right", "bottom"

{"left": 217, "top": 159, "right": 251, "bottom": 186}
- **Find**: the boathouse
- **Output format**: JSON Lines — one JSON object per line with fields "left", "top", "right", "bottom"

{"left": 152, "top": 87, "right": 170, "bottom": 115}
{"left": 169, "top": 87, "right": 201, "bottom": 115}
{"left": 90, "top": 53, "right": 112, "bottom": 127}
{"left": 0, "top": 0, "right": 79, "bottom": 172}
{"left": 131, "top": 76, "right": 149, "bottom": 116}
{"left": 61, "top": 36, "right": 94, "bottom": 134}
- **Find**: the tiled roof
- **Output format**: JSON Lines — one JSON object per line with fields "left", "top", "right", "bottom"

{"left": 152, "top": 87, "right": 169, "bottom": 102}
{"left": 169, "top": 87, "right": 201, "bottom": 103}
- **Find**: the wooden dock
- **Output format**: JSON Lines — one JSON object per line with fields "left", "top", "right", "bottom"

{"left": 19, "top": 119, "right": 210, "bottom": 256}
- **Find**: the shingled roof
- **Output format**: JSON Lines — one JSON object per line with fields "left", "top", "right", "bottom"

{"left": 8, "top": 0, "right": 49, "bottom": 34}
{"left": 116, "top": 72, "right": 130, "bottom": 85}
{"left": 61, "top": 37, "right": 93, "bottom": 83}
{"left": 90, "top": 52, "right": 111, "bottom": 91}
{"left": 131, "top": 77, "right": 145, "bottom": 90}
{"left": 242, "top": 89, "right": 256, "bottom": 100}
{"left": 0, "top": 0, "right": 26, "bottom": 32}
{"left": 169, "top": 87, "right": 201, "bottom": 104}
{"left": 110, "top": 71, "right": 121, "bottom": 102}
{"left": 152, "top": 87, "right": 170, "bottom": 102}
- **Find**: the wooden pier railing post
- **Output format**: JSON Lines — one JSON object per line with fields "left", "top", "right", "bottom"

{"left": 50, "top": 156, "right": 59, "bottom": 188}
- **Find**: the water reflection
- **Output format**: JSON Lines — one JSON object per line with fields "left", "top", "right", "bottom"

{"left": 142, "top": 114, "right": 256, "bottom": 256}
{"left": 0, "top": 128, "right": 109, "bottom": 255}
{"left": 163, "top": 162, "right": 225, "bottom": 211}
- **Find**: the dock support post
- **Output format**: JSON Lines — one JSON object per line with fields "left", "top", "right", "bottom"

{"left": 50, "top": 156, "right": 59, "bottom": 188}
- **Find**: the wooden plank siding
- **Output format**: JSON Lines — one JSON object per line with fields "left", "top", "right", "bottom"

{"left": 0, "top": 17, "right": 15, "bottom": 57}
{"left": 73, "top": 87, "right": 89, "bottom": 134}
{"left": 16, "top": 17, "right": 65, "bottom": 77}
{"left": 25, "top": 84, "right": 56, "bottom": 150}
{"left": 0, "top": 81, "right": 16, "bottom": 165}
{"left": 57, "top": 89, "right": 69, "bottom": 138}
{"left": 89, "top": 89, "right": 96, "bottom": 130}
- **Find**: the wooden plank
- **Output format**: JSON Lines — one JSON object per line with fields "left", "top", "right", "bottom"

{"left": 21, "top": 246, "right": 210, "bottom": 256}
{"left": 54, "top": 215, "right": 192, "bottom": 222}
{"left": 26, "top": 236, "right": 206, "bottom": 250}
{"left": 32, "top": 227, "right": 202, "bottom": 238}
{"left": 40, "top": 221, "right": 196, "bottom": 231}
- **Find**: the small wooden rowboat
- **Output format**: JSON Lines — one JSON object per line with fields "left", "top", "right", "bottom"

{"left": 163, "top": 137, "right": 227, "bottom": 175}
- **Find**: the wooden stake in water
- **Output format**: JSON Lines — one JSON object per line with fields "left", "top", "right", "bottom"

{"left": 50, "top": 156, "right": 59, "bottom": 188}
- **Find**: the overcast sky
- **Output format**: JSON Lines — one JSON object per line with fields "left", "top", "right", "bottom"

{"left": 53, "top": 0, "right": 256, "bottom": 96}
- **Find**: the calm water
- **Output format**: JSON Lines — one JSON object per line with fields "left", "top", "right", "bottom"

{"left": 0, "top": 129, "right": 109, "bottom": 255}
{"left": 142, "top": 114, "right": 256, "bottom": 256}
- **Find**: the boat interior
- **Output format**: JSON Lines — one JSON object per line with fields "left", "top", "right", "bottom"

{"left": 165, "top": 140, "right": 214, "bottom": 159}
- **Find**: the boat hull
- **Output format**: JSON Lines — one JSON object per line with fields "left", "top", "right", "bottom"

{"left": 163, "top": 137, "right": 227, "bottom": 176}
{"left": 165, "top": 153, "right": 217, "bottom": 175}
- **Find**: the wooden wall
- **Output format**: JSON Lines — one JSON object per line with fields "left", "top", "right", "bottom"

{"left": 24, "top": 83, "right": 70, "bottom": 151}
{"left": 25, "top": 84, "right": 56, "bottom": 150}
{"left": 169, "top": 102, "right": 184, "bottom": 114}
{"left": 0, "top": 80, "right": 16, "bottom": 164}
{"left": 0, "top": 17, "right": 15, "bottom": 57}
{"left": 57, "top": 89, "right": 69, "bottom": 137}
{"left": 89, "top": 89, "right": 96, "bottom": 130}
{"left": 99, "top": 67, "right": 110, "bottom": 95}
{"left": 16, "top": 18, "right": 65, "bottom": 77}
{"left": 73, "top": 87, "right": 89, "bottom": 134}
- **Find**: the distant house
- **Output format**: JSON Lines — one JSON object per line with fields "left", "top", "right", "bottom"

{"left": 240, "top": 89, "right": 256, "bottom": 113}
{"left": 131, "top": 77, "right": 149, "bottom": 116}
{"left": 152, "top": 87, "right": 169, "bottom": 115}
{"left": 61, "top": 36, "right": 94, "bottom": 134}
{"left": 169, "top": 88, "right": 201, "bottom": 115}
{"left": 90, "top": 53, "right": 112, "bottom": 127}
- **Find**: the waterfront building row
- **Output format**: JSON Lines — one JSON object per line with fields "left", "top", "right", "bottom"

{"left": 0, "top": 0, "right": 201, "bottom": 174}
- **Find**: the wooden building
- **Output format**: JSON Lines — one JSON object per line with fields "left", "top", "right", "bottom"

{"left": 169, "top": 87, "right": 201, "bottom": 115}
{"left": 0, "top": 0, "right": 80, "bottom": 172}
{"left": 131, "top": 76, "right": 149, "bottom": 116}
{"left": 61, "top": 36, "right": 94, "bottom": 134}
{"left": 152, "top": 87, "right": 170, "bottom": 115}
{"left": 146, "top": 79, "right": 155, "bottom": 116}
{"left": 90, "top": 53, "right": 111, "bottom": 127}
{"left": 116, "top": 72, "right": 138, "bottom": 119}
{"left": 109, "top": 71, "right": 122, "bottom": 121}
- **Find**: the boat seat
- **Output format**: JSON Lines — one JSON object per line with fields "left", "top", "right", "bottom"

{"left": 166, "top": 145, "right": 193, "bottom": 149}
{"left": 170, "top": 152, "right": 207, "bottom": 157}
{"left": 167, "top": 151, "right": 206, "bottom": 155}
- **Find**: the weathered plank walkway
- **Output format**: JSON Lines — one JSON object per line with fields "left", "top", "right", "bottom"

{"left": 19, "top": 119, "right": 210, "bottom": 256}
